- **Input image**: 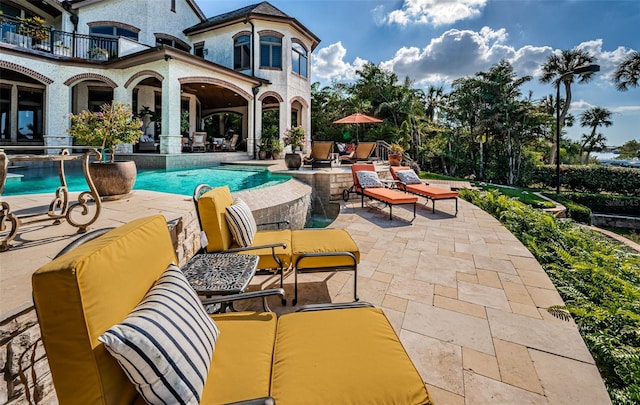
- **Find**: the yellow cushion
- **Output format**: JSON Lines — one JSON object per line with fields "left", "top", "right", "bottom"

{"left": 32, "top": 215, "right": 177, "bottom": 405}
{"left": 198, "top": 186, "right": 234, "bottom": 252}
{"left": 230, "top": 229, "right": 292, "bottom": 270}
{"left": 270, "top": 307, "right": 431, "bottom": 405}
{"left": 202, "top": 312, "right": 277, "bottom": 404}
{"left": 291, "top": 229, "right": 360, "bottom": 269}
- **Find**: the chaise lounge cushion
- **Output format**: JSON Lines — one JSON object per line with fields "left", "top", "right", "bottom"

{"left": 291, "top": 229, "right": 360, "bottom": 269}
{"left": 270, "top": 307, "right": 431, "bottom": 405}
{"left": 33, "top": 215, "right": 178, "bottom": 404}
{"left": 364, "top": 187, "right": 418, "bottom": 205}
{"left": 99, "top": 265, "right": 219, "bottom": 405}
{"left": 202, "top": 312, "right": 277, "bottom": 404}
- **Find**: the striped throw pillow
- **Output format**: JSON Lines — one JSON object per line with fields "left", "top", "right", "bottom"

{"left": 225, "top": 198, "right": 257, "bottom": 247}
{"left": 99, "top": 265, "right": 219, "bottom": 405}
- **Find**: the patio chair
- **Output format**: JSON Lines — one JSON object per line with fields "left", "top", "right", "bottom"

{"left": 389, "top": 166, "right": 459, "bottom": 215}
{"left": 191, "top": 131, "right": 208, "bottom": 152}
{"left": 194, "top": 184, "right": 360, "bottom": 305}
{"left": 345, "top": 163, "right": 417, "bottom": 221}
{"left": 302, "top": 141, "right": 334, "bottom": 168}
{"left": 224, "top": 133, "right": 240, "bottom": 151}
{"left": 339, "top": 141, "right": 377, "bottom": 164}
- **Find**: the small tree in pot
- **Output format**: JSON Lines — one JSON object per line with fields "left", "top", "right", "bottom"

{"left": 68, "top": 101, "right": 143, "bottom": 198}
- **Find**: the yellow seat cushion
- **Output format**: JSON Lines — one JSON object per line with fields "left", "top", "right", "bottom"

{"left": 270, "top": 307, "right": 431, "bottom": 405}
{"left": 32, "top": 215, "right": 177, "bottom": 405}
{"left": 291, "top": 229, "right": 360, "bottom": 269}
{"left": 230, "top": 229, "right": 292, "bottom": 270}
{"left": 202, "top": 312, "right": 277, "bottom": 404}
{"left": 198, "top": 185, "right": 235, "bottom": 252}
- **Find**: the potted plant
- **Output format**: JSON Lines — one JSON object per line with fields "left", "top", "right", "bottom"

{"left": 68, "top": 101, "right": 143, "bottom": 198}
{"left": 88, "top": 46, "right": 109, "bottom": 61}
{"left": 283, "top": 126, "right": 305, "bottom": 169}
{"left": 388, "top": 143, "right": 404, "bottom": 166}
{"left": 270, "top": 137, "right": 283, "bottom": 160}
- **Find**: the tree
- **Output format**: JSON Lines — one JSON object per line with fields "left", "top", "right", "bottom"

{"left": 580, "top": 132, "right": 607, "bottom": 164}
{"left": 539, "top": 49, "right": 597, "bottom": 164}
{"left": 613, "top": 51, "right": 640, "bottom": 91}
{"left": 579, "top": 106, "right": 613, "bottom": 164}
{"left": 617, "top": 139, "right": 640, "bottom": 159}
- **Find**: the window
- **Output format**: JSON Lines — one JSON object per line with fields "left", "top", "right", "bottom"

{"left": 260, "top": 35, "right": 282, "bottom": 69}
{"left": 17, "top": 87, "right": 44, "bottom": 141}
{"left": 194, "top": 43, "right": 205, "bottom": 58}
{"left": 292, "top": 42, "right": 308, "bottom": 77}
{"left": 156, "top": 36, "right": 190, "bottom": 52}
{"left": 234, "top": 35, "right": 251, "bottom": 70}
{"left": 89, "top": 26, "right": 138, "bottom": 40}
{"left": 171, "top": 0, "right": 176, "bottom": 12}
{"left": 0, "top": 86, "right": 10, "bottom": 140}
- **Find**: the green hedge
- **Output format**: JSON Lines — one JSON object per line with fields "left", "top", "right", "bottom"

{"left": 459, "top": 189, "right": 640, "bottom": 404}
{"left": 560, "top": 192, "right": 640, "bottom": 216}
{"left": 529, "top": 166, "right": 640, "bottom": 196}
{"left": 542, "top": 193, "right": 592, "bottom": 224}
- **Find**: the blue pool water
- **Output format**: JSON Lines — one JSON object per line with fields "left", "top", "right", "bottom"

{"left": 2, "top": 165, "right": 291, "bottom": 197}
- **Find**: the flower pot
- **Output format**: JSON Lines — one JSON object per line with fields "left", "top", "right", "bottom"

{"left": 258, "top": 150, "right": 267, "bottom": 160}
{"left": 89, "top": 161, "right": 137, "bottom": 200}
{"left": 284, "top": 152, "right": 302, "bottom": 170}
{"left": 271, "top": 152, "right": 281, "bottom": 160}
{"left": 389, "top": 154, "right": 402, "bottom": 166}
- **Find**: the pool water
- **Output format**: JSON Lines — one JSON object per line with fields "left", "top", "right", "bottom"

{"left": 2, "top": 165, "right": 290, "bottom": 197}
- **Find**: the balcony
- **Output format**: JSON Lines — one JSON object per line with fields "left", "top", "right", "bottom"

{"left": 0, "top": 15, "right": 118, "bottom": 61}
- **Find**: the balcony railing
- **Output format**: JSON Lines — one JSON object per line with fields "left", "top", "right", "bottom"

{"left": 0, "top": 15, "right": 118, "bottom": 61}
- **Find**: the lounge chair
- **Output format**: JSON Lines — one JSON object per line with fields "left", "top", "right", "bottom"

{"left": 390, "top": 166, "right": 459, "bottom": 215}
{"left": 191, "top": 131, "right": 207, "bottom": 152}
{"left": 339, "top": 141, "right": 377, "bottom": 164}
{"left": 32, "top": 215, "right": 432, "bottom": 404}
{"left": 194, "top": 184, "right": 360, "bottom": 306}
{"left": 302, "top": 140, "right": 334, "bottom": 168}
{"left": 224, "top": 133, "right": 240, "bottom": 151}
{"left": 346, "top": 163, "right": 417, "bottom": 221}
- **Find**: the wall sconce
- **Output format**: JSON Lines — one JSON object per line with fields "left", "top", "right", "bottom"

{"left": 164, "top": 55, "right": 172, "bottom": 61}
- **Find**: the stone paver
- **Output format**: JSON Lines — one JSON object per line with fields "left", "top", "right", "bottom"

{"left": 1, "top": 186, "right": 611, "bottom": 404}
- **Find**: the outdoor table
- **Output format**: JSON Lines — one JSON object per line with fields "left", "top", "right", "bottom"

{"left": 0, "top": 147, "right": 102, "bottom": 252}
{"left": 181, "top": 253, "right": 259, "bottom": 296}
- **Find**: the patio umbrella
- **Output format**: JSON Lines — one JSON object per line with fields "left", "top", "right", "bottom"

{"left": 333, "top": 113, "right": 383, "bottom": 142}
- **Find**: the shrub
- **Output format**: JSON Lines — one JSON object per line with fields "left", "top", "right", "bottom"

{"left": 459, "top": 189, "right": 640, "bottom": 404}
{"left": 560, "top": 193, "right": 640, "bottom": 216}
{"left": 529, "top": 165, "right": 640, "bottom": 196}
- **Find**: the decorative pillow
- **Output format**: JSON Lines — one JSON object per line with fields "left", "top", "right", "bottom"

{"left": 225, "top": 198, "right": 257, "bottom": 247}
{"left": 356, "top": 171, "right": 384, "bottom": 188}
{"left": 395, "top": 170, "right": 423, "bottom": 185}
{"left": 99, "top": 265, "right": 219, "bottom": 405}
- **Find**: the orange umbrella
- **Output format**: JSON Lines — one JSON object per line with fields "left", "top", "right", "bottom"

{"left": 333, "top": 113, "right": 383, "bottom": 124}
{"left": 333, "top": 113, "right": 383, "bottom": 142}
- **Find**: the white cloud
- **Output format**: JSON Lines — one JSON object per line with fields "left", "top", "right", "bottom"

{"left": 385, "top": 0, "right": 488, "bottom": 27}
{"left": 312, "top": 41, "right": 367, "bottom": 82}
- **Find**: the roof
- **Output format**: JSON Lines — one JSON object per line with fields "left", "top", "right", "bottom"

{"left": 184, "top": 1, "right": 320, "bottom": 50}
{"left": 68, "top": 0, "right": 206, "bottom": 21}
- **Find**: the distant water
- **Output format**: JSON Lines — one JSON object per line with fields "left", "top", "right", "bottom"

{"left": 592, "top": 152, "right": 619, "bottom": 161}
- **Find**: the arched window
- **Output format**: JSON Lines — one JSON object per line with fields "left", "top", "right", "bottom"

{"left": 89, "top": 25, "right": 138, "bottom": 40}
{"left": 260, "top": 35, "right": 282, "bottom": 69}
{"left": 234, "top": 35, "right": 251, "bottom": 70}
{"left": 292, "top": 42, "right": 308, "bottom": 77}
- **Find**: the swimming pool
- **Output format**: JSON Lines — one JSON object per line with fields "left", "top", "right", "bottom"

{"left": 2, "top": 165, "right": 291, "bottom": 197}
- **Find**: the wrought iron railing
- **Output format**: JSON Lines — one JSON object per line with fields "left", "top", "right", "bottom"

{"left": 376, "top": 140, "right": 416, "bottom": 167}
{"left": 0, "top": 15, "right": 118, "bottom": 61}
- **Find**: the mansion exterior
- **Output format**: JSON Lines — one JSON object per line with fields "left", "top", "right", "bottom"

{"left": 0, "top": 0, "right": 319, "bottom": 157}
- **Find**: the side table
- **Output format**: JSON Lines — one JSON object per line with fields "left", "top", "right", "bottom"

{"left": 181, "top": 253, "right": 259, "bottom": 296}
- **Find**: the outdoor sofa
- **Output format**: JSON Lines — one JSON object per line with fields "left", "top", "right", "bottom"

{"left": 32, "top": 215, "right": 432, "bottom": 405}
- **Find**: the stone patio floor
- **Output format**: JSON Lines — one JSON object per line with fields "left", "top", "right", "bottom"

{"left": 1, "top": 189, "right": 612, "bottom": 404}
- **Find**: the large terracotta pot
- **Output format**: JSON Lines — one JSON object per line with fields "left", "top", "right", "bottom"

{"left": 389, "top": 154, "right": 402, "bottom": 166}
{"left": 89, "top": 160, "right": 137, "bottom": 199}
{"left": 284, "top": 152, "right": 302, "bottom": 170}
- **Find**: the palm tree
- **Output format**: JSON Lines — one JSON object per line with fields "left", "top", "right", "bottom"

{"left": 579, "top": 106, "right": 612, "bottom": 164}
{"left": 613, "top": 51, "right": 640, "bottom": 91}
{"left": 540, "top": 49, "right": 597, "bottom": 164}
{"left": 580, "top": 132, "right": 607, "bottom": 164}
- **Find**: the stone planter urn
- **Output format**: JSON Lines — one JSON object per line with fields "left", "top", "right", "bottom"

{"left": 89, "top": 160, "right": 137, "bottom": 200}
{"left": 284, "top": 152, "right": 302, "bottom": 170}
{"left": 388, "top": 154, "right": 402, "bottom": 166}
